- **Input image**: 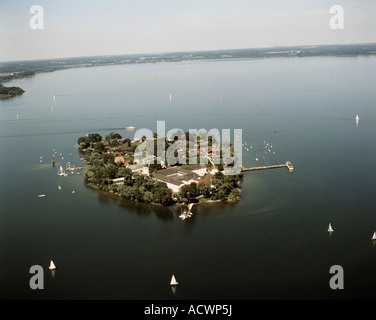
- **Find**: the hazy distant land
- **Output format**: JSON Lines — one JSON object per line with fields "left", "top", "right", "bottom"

{"left": 0, "top": 43, "right": 375, "bottom": 99}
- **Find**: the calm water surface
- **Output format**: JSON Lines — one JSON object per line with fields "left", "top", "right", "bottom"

{"left": 0, "top": 57, "right": 375, "bottom": 299}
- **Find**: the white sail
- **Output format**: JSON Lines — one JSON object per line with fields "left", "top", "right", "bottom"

{"left": 328, "top": 223, "right": 334, "bottom": 232}
{"left": 356, "top": 114, "right": 359, "bottom": 121}
{"left": 49, "top": 260, "right": 56, "bottom": 270}
{"left": 58, "top": 185, "right": 61, "bottom": 190}
{"left": 188, "top": 203, "right": 194, "bottom": 212}
{"left": 58, "top": 165, "right": 68, "bottom": 177}
{"left": 170, "top": 275, "right": 178, "bottom": 286}
{"left": 371, "top": 232, "right": 376, "bottom": 241}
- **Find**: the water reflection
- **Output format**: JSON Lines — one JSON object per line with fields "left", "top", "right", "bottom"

{"left": 118, "top": 198, "right": 174, "bottom": 221}
{"left": 197, "top": 201, "right": 238, "bottom": 216}
{"left": 97, "top": 190, "right": 119, "bottom": 204}
{"left": 50, "top": 269, "right": 56, "bottom": 278}
{"left": 92, "top": 182, "right": 241, "bottom": 223}
{"left": 170, "top": 285, "right": 177, "bottom": 295}
{"left": 154, "top": 206, "right": 174, "bottom": 221}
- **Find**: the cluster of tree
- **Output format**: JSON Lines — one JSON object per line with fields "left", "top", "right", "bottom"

{"left": 210, "top": 171, "right": 243, "bottom": 201}
{"left": 111, "top": 175, "right": 174, "bottom": 205}
{"left": 105, "top": 132, "right": 122, "bottom": 141}
{"left": 78, "top": 133, "right": 103, "bottom": 150}
{"left": 0, "top": 84, "right": 25, "bottom": 99}
{"left": 178, "top": 171, "right": 243, "bottom": 203}
{"left": 80, "top": 133, "right": 174, "bottom": 205}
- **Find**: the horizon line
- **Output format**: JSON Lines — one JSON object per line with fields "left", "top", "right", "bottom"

{"left": 1, "top": 41, "right": 375, "bottom": 65}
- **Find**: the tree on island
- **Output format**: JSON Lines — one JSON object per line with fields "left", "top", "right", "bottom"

{"left": 117, "top": 168, "right": 133, "bottom": 185}
{"left": 105, "top": 163, "right": 118, "bottom": 179}
{"left": 198, "top": 183, "right": 211, "bottom": 198}
{"left": 179, "top": 183, "right": 199, "bottom": 203}
{"left": 105, "top": 132, "right": 122, "bottom": 141}
{"left": 89, "top": 133, "right": 102, "bottom": 143}
{"left": 78, "top": 133, "right": 102, "bottom": 150}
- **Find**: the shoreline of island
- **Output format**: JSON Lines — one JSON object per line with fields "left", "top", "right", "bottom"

{"left": 85, "top": 180, "right": 240, "bottom": 207}
{"left": 0, "top": 83, "right": 25, "bottom": 99}
{"left": 78, "top": 131, "right": 243, "bottom": 207}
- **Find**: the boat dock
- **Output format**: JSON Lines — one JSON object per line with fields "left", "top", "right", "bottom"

{"left": 242, "top": 161, "right": 294, "bottom": 172}
{"left": 67, "top": 166, "right": 85, "bottom": 171}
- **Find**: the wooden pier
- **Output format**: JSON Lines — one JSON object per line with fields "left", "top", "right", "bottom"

{"left": 67, "top": 167, "right": 85, "bottom": 171}
{"left": 242, "top": 161, "right": 294, "bottom": 172}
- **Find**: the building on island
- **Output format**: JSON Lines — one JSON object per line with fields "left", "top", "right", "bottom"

{"left": 128, "top": 163, "right": 149, "bottom": 175}
{"left": 126, "top": 126, "right": 136, "bottom": 131}
{"left": 112, "top": 177, "right": 125, "bottom": 184}
{"left": 114, "top": 156, "right": 125, "bottom": 164}
{"left": 152, "top": 164, "right": 207, "bottom": 192}
{"left": 112, "top": 163, "right": 211, "bottom": 192}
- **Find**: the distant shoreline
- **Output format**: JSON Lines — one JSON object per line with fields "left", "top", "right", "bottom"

{"left": 1, "top": 42, "right": 375, "bottom": 87}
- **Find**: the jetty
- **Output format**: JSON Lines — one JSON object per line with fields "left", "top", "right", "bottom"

{"left": 242, "top": 161, "right": 294, "bottom": 172}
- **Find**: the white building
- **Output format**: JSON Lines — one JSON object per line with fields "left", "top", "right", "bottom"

{"left": 151, "top": 164, "right": 208, "bottom": 193}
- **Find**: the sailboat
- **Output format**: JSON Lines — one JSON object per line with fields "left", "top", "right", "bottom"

{"left": 355, "top": 114, "right": 359, "bottom": 122}
{"left": 58, "top": 185, "right": 61, "bottom": 190}
{"left": 328, "top": 223, "right": 334, "bottom": 232}
{"left": 170, "top": 275, "right": 178, "bottom": 286}
{"left": 58, "top": 165, "right": 68, "bottom": 177}
{"left": 179, "top": 203, "right": 194, "bottom": 220}
{"left": 371, "top": 232, "right": 376, "bottom": 241}
{"left": 187, "top": 203, "right": 194, "bottom": 217}
{"left": 49, "top": 260, "right": 56, "bottom": 270}
{"left": 179, "top": 210, "right": 188, "bottom": 220}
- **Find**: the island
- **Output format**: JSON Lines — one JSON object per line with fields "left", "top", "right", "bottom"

{"left": 78, "top": 132, "right": 243, "bottom": 206}
{"left": 0, "top": 83, "right": 25, "bottom": 99}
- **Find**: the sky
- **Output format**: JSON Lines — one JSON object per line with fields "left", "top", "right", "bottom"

{"left": 0, "top": 0, "right": 375, "bottom": 62}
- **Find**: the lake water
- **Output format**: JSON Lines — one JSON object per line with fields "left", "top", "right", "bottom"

{"left": 0, "top": 56, "right": 375, "bottom": 299}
